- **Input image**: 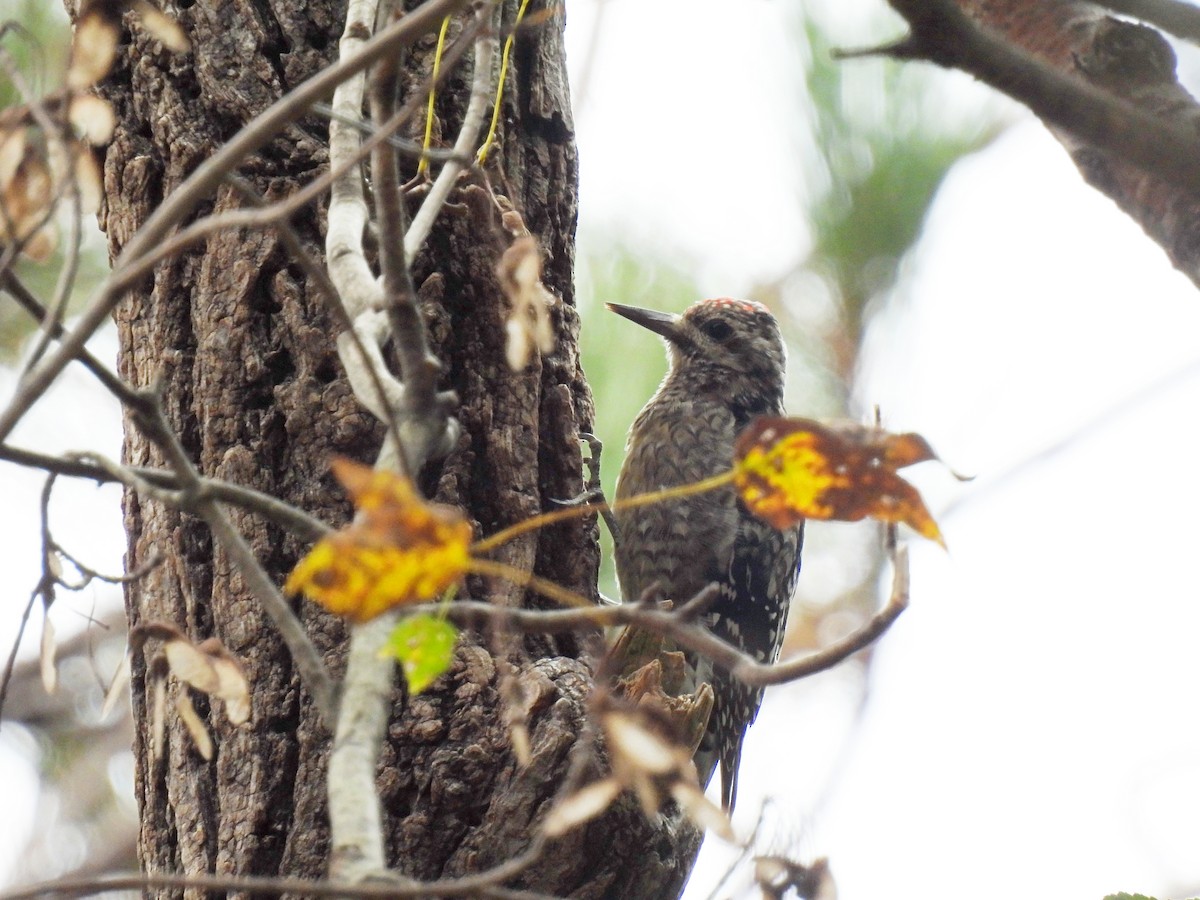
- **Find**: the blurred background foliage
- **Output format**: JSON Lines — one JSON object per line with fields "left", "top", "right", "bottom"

{"left": 0, "top": 0, "right": 1003, "bottom": 889}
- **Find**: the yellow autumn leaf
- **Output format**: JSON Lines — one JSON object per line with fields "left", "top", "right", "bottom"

{"left": 286, "top": 459, "right": 472, "bottom": 622}
{"left": 733, "top": 416, "right": 946, "bottom": 546}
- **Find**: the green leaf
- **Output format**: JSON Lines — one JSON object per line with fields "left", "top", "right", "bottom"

{"left": 1102, "top": 893, "right": 1159, "bottom": 900}
{"left": 384, "top": 614, "right": 458, "bottom": 695}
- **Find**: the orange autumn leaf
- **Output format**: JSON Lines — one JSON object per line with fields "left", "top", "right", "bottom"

{"left": 285, "top": 459, "right": 471, "bottom": 621}
{"left": 733, "top": 417, "right": 946, "bottom": 546}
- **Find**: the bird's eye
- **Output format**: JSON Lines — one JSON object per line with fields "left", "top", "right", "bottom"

{"left": 701, "top": 319, "right": 734, "bottom": 341}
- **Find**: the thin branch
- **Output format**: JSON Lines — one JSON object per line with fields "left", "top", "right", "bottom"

{"left": 310, "top": 101, "right": 473, "bottom": 162}
{"left": 0, "top": 474, "right": 55, "bottom": 726}
{"left": 367, "top": 31, "right": 461, "bottom": 473}
{"left": 325, "top": 5, "right": 485, "bottom": 884}
{"left": 884, "top": 0, "right": 1200, "bottom": 195}
{"left": 0, "top": 584, "right": 41, "bottom": 728}
{"left": 1, "top": 272, "right": 136, "bottom": 403}
{"left": 0, "top": 0, "right": 470, "bottom": 445}
{"left": 326, "top": 612, "right": 401, "bottom": 882}
{"left": 422, "top": 545, "right": 911, "bottom": 690}
{"left": 0, "top": 443, "right": 329, "bottom": 541}
{"left": 326, "top": 0, "right": 387, "bottom": 321}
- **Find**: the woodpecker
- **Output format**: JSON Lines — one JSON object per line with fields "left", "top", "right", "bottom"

{"left": 609, "top": 297, "right": 803, "bottom": 813}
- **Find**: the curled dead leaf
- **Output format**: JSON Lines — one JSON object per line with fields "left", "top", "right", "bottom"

{"left": 496, "top": 236, "right": 556, "bottom": 370}
{"left": 68, "top": 9, "right": 119, "bottom": 89}
{"left": 670, "top": 780, "right": 734, "bottom": 842}
{"left": 130, "top": 0, "right": 190, "bottom": 51}
{"left": 69, "top": 94, "right": 116, "bottom": 145}
{"left": 542, "top": 695, "right": 733, "bottom": 839}
{"left": 69, "top": 0, "right": 190, "bottom": 91}
{"left": 163, "top": 636, "right": 220, "bottom": 694}
{"left": 542, "top": 778, "right": 623, "bottom": 837}
{"left": 176, "top": 691, "right": 213, "bottom": 760}
{"left": 605, "top": 710, "right": 679, "bottom": 776}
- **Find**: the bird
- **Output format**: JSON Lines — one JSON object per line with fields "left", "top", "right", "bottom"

{"left": 608, "top": 297, "right": 804, "bottom": 813}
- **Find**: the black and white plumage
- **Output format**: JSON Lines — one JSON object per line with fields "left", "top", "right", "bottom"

{"left": 609, "top": 297, "right": 804, "bottom": 812}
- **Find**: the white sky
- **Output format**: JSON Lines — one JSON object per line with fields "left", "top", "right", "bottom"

{"left": 5, "top": 0, "right": 1200, "bottom": 897}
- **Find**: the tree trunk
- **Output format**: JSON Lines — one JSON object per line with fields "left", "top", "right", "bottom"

{"left": 91, "top": 0, "right": 701, "bottom": 895}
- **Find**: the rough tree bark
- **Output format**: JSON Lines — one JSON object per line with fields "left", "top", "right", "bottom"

{"left": 84, "top": 0, "right": 702, "bottom": 896}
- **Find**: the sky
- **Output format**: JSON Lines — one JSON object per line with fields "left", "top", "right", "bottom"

{"left": 5, "top": 0, "right": 1200, "bottom": 897}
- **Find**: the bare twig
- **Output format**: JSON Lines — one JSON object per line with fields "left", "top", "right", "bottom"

{"left": 312, "top": 101, "right": 473, "bottom": 162}
{"left": 880, "top": 0, "right": 1200, "bottom": 195}
{"left": 324, "top": 4, "right": 485, "bottom": 884}
{"left": 0, "top": 475, "right": 56, "bottom": 725}
{"left": 326, "top": 0, "right": 387, "bottom": 321}
{"left": 1, "top": 272, "right": 137, "bottom": 404}
{"left": 417, "top": 545, "right": 911, "bottom": 690}
{"left": 0, "top": 443, "right": 329, "bottom": 541}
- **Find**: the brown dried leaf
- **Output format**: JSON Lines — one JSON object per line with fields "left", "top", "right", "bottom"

{"left": 286, "top": 459, "right": 472, "bottom": 622}
{"left": 496, "top": 235, "right": 555, "bottom": 370}
{"left": 68, "top": 10, "right": 119, "bottom": 89}
{"left": 509, "top": 723, "right": 530, "bottom": 767}
{"left": 130, "top": 0, "right": 190, "bottom": 51}
{"left": 734, "top": 416, "right": 947, "bottom": 546}
{"left": 628, "top": 770, "right": 661, "bottom": 819}
{"left": 200, "top": 640, "right": 251, "bottom": 725}
{"left": 72, "top": 145, "right": 103, "bottom": 214}
{"left": 542, "top": 778, "right": 623, "bottom": 837}
{"left": 176, "top": 690, "right": 212, "bottom": 760}
{"left": 21, "top": 224, "right": 56, "bottom": 263}
{"left": 0, "top": 129, "right": 25, "bottom": 186}
{"left": 163, "top": 638, "right": 219, "bottom": 694}
{"left": 670, "top": 780, "right": 734, "bottom": 842}
{"left": 69, "top": 94, "right": 116, "bottom": 145}
{"left": 605, "top": 710, "right": 678, "bottom": 775}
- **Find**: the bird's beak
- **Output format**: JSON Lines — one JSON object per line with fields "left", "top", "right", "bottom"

{"left": 606, "top": 302, "right": 682, "bottom": 342}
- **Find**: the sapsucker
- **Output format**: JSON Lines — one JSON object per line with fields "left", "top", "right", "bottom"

{"left": 609, "top": 297, "right": 804, "bottom": 813}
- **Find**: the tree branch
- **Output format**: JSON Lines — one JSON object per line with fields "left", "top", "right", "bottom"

{"left": 882, "top": 0, "right": 1200, "bottom": 284}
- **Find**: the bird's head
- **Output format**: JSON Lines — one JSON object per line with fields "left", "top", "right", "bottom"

{"left": 607, "top": 297, "right": 788, "bottom": 403}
